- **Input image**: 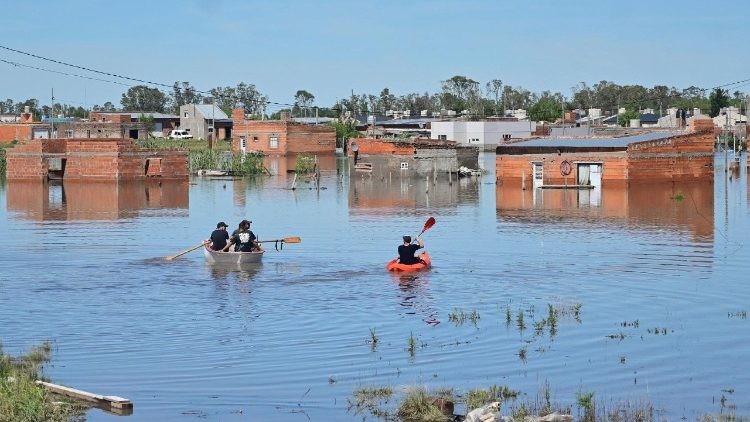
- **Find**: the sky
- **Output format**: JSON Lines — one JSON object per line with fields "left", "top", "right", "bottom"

{"left": 0, "top": 0, "right": 747, "bottom": 113}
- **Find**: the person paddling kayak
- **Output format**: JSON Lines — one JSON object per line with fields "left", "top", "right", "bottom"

{"left": 398, "top": 235, "right": 424, "bottom": 265}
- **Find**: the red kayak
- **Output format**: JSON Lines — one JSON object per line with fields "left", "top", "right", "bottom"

{"left": 386, "top": 252, "right": 432, "bottom": 272}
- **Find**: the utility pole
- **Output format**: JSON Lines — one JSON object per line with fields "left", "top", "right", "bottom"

{"left": 51, "top": 88, "right": 54, "bottom": 138}
{"left": 561, "top": 96, "right": 565, "bottom": 136}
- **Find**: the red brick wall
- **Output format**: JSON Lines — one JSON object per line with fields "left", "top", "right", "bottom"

{"left": 6, "top": 138, "right": 188, "bottom": 180}
{"left": 89, "top": 112, "right": 132, "bottom": 123}
{"left": 0, "top": 124, "right": 33, "bottom": 143}
{"left": 627, "top": 132, "right": 714, "bottom": 182}
{"left": 348, "top": 138, "right": 416, "bottom": 156}
{"left": 232, "top": 109, "right": 335, "bottom": 155}
{"left": 496, "top": 152, "right": 628, "bottom": 185}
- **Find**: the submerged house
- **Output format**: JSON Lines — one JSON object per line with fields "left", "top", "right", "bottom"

{"left": 347, "top": 137, "right": 479, "bottom": 177}
{"left": 231, "top": 109, "right": 336, "bottom": 156}
{"left": 496, "top": 117, "right": 716, "bottom": 189}
{"left": 5, "top": 138, "right": 188, "bottom": 181}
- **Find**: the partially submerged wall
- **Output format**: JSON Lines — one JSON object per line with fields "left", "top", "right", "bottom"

{"left": 5, "top": 138, "right": 188, "bottom": 180}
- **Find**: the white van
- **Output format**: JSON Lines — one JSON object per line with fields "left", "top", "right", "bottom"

{"left": 168, "top": 129, "right": 193, "bottom": 139}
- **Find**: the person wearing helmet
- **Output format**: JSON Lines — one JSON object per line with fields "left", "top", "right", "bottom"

{"left": 398, "top": 235, "right": 424, "bottom": 265}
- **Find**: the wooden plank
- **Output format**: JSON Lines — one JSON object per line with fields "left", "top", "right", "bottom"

{"left": 36, "top": 380, "right": 133, "bottom": 411}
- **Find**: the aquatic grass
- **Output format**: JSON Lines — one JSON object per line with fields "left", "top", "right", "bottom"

{"left": 606, "top": 332, "right": 626, "bottom": 340}
{"left": 367, "top": 327, "right": 379, "bottom": 351}
{"left": 294, "top": 154, "right": 316, "bottom": 174}
{"left": 465, "top": 385, "right": 519, "bottom": 411}
{"left": 348, "top": 385, "right": 393, "bottom": 419}
{"left": 0, "top": 342, "right": 87, "bottom": 422}
{"left": 397, "top": 387, "right": 451, "bottom": 422}
{"left": 576, "top": 391, "right": 595, "bottom": 422}
{"left": 516, "top": 310, "right": 526, "bottom": 331}
{"left": 505, "top": 307, "right": 512, "bottom": 326}
{"left": 673, "top": 192, "right": 685, "bottom": 201}
{"left": 518, "top": 347, "right": 527, "bottom": 363}
{"left": 728, "top": 310, "right": 747, "bottom": 319}
{"left": 407, "top": 332, "right": 417, "bottom": 357}
{"left": 225, "top": 152, "right": 265, "bottom": 175}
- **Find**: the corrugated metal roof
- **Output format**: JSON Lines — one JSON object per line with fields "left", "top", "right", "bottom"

{"left": 130, "top": 112, "right": 179, "bottom": 119}
{"left": 193, "top": 104, "right": 228, "bottom": 120}
{"left": 292, "top": 117, "right": 336, "bottom": 124}
{"left": 509, "top": 131, "right": 675, "bottom": 148}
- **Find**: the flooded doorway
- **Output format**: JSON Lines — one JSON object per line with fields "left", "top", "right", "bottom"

{"left": 531, "top": 161, "right": 544, "bottom": 188}
{"left": 577, "top": 163, "right": 602, "bottom": 206}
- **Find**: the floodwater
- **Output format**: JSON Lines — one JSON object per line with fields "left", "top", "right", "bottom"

{"left": 0, "top": 152, "right": 748, "bottom": 421}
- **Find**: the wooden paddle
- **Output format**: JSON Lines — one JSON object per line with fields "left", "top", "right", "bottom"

{"left": 257, "top": 236, "right": 301, "bottom": 244}
{"left": 416, "top": 217, "right": 436, "bottom": 238}
{"left": 165, "top": 241, "right": 206, "bottom": 261}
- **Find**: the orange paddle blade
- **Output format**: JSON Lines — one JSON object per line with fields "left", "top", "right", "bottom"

{"left": 423, "top": 217, "right": 436, "bottom": 232}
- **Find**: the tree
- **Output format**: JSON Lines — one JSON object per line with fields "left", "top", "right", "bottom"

{"left": 294, "top": 90, "right": 315, "bottom": 117}
{"left": 379, "top": 88, "right": 396, "bottom": 112}
{"left": 618, "top": 108, "right": 640, "bottom": 127}
{"left": 485, "top": 79, "right": 503, "bottom": 116}
{"left": 120, "top": 85, "right": 167, "bottom": 112}
{"left": 170, "top": 81, "right": 202, "bottom": 114}
{"left": 441, "top": 75, "right": 481, "bottom": 114}
{"left": 0, "top": 99, "right": 13, "bottom": 114}
{"left": 529, "top": 92, "right": 564, "bottom": 122}
{"left": 209, "top": 83, "right": 268, "bottom": 117}
{"left": 709, "top": 88, "right": 730, "bottom": 117}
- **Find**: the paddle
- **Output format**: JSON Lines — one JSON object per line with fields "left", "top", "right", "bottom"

{"left": 257, "top": 236, "right": 301, "bottom": 244}
{"left": 416, "top": 217, "right": 436, "bottom": 238}
{"left": 165, "top": 241, "right": 206, "bottom": 261}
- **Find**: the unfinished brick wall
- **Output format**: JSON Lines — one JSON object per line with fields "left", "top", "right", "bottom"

{"left": 0, "top": 124, "right": 33, "bottom": 143}
{"left": 6, "top": 138, "right": 188, "bottom": 180}
{"left": 232, "top": 109, "right": 335, "bottom": 155}
{"left": 348, "top": 138, "right": 417, "bottom": 156}
{"left": 89, "top": 112, "right": 132, "bottom": 123}
{"left": 627, "top": 132, "right": 714, "bottom": 182}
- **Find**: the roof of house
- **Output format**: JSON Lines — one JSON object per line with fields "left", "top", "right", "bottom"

{"left": 292, "top": 117, "right": 336, "bottom": 124}
{"left": 192, "top": 104, "right": 228, "bottom": 120}
{"left": 96, "top": 112, "right": 179, "bottom": 119}
{"left": 640, "top": 113, "right": 660, "bottom": 124}
{"left": 498, "top": 131, "right": 675, "bottom": 154}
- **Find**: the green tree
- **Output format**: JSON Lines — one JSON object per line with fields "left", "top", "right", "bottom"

{"left": 294, "top": 90, "right": 315, "bottom": 117}
{"left": 121, "top": 85, "right": 167, "bottom": 112}
{"left": 529, "top": 93, "right": 563, "bottom": 122}
{"left": 441, "top": 75, "right": 481, "bottom": 114}
{"left": 209, "top": 83, "right": 268, "bottom": 117}
{"left": 170, "top": 81, "right": 202, "bottom": 114}
{"left": 709, "top": 88, "right": 730, "bottom": 117}
{"left": 485, "top": 79, "right": 503, "bottom": 116}
{"left": 618, "top": 108, "right": 640, "bottom": 127}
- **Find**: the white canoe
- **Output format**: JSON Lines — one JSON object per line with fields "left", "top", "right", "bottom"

{"left": 203, "top": 244, "right": 264, "bottom": 264}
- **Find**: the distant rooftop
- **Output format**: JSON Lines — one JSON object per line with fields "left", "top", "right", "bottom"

{"left": 512, "top": 131, "right": 675, "bottom": 148}
{"left": 192, "top": 104, "right": 228, "bottom": 120}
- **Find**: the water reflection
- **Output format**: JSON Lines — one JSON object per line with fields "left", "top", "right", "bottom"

{"left": 496, "top": 182, "right": 714, "bottom": 240}
{"left": 390, "top": 272, "right": 440, "bottom": 325}
{"left": 6, "top": 179, "right": 188, "bottom": 220}
{"left": 206, "top": 262, "right": 262, "bottom": 283}
{"left": 263, "top": 154, "right": 337, "bottom": 176}
{"left": 349, "top": 174, "right": 480, "bottom": 215}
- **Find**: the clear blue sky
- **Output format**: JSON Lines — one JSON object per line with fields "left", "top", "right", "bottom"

{"left": 0, "top": 0, "right": 747, "bottom": 112}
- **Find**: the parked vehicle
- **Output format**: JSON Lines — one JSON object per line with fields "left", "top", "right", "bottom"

{"left": 168, "top": 129, "right": 193, "bottom": 139}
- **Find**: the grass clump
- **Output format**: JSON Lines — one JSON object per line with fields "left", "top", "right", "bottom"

{"left": 397, "top": 387, "right": 451, "bottom": 422}
{"left": 348, "top": 385, "right": 393, "bottom": 419}
{"left": 465, "top": 385, "right": 519, "bottom": 411}
{"left": 0, "top": 341, "right": 87, "bottom": 422}
{"left": 226, "top": 152, "right": 265, "bottom": 175}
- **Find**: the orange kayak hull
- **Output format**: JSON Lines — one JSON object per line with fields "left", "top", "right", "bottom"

{"left": 386, "top": 252, "right": 431, "bottom": 272}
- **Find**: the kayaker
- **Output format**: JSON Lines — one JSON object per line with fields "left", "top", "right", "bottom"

{"left": 398, "top": 235, "right": 424, "bottom": 265}
{"left": 224, "top": 219, "right": 262, "bottom": 252}
{"left": 208, "top": 221, "right": 229, "bottom": 251}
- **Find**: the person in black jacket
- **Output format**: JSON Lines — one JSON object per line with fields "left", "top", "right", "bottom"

{"left": 208, "top": 221, "right": 229, "bottom": 251}
{"left": 398, "top": 235, "right": 424, "bottom": 265}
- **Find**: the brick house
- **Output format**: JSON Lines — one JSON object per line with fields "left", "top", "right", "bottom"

{"left": 0, "top": 108, "right": 50, "bottom": 143}
{"left": 495, "top": 117, "right": 716, "bottom": 189}
{"left": 346, "top": 137, "right": 479, "bottom": 177}
{"left": 5, "top": 138, "right": 188, "bottom": 181}
{"left": 231, "top": 109, "right": 335, "bottom": 156}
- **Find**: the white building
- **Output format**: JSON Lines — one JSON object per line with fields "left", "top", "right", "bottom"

{"left": 712, "top": 106, "right": 747, "bottom": 128}
{"left": 430, "top": 120, "right": 536, "bottom": 151}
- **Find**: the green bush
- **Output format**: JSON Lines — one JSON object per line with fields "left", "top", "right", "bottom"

{"left": 226, "top": 152, "right": 265, "bottom": 175}
{"left": 295, "top": 154, "right": 316, "bottom": 174}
